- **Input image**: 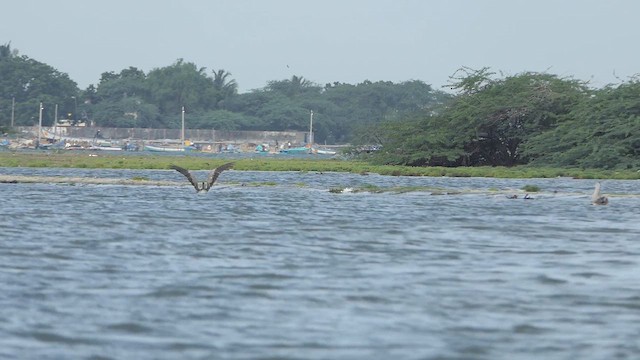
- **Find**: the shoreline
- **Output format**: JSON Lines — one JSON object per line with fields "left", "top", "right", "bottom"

{"left": 1, "top": 151, "right": 639, "bottom": 179}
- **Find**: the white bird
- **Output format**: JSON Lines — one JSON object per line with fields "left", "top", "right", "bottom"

{"left": 591, "top": 182, "right": 609, "bottom": 205}
{"left": 171, "top": 162, "right": 234, "bottom": 193}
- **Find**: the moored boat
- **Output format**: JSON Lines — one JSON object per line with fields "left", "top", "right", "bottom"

{"left": 144, "top": 145, "right": 189, "bottom": 152}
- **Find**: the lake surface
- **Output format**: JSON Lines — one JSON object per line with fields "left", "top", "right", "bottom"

{"left": 1, "top": 167, "right": 639, "bottom": 359}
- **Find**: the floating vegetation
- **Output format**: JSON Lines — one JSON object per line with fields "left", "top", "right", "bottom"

{"left": 244, "top": 181, "right": 278, "bottom": 187}
{"left": 522, "top": 184, "right": 541, "bottom": 192}
{"left": 131, "top": 176, "right": 149, "bottom": 181}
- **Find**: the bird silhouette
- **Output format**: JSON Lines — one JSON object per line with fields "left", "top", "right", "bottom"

{"left": 170, "top": 162, "right": 234, "bottom": 193}
{"left": 591, "top": 182, "right": 609, "bottom": 205}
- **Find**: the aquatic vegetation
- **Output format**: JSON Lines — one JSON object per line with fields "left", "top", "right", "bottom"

{"left": 522, "top": 184, "right": 541, "bottom": 192}
{"left": 1, "top": 152, "right": 640, "bottom": 179}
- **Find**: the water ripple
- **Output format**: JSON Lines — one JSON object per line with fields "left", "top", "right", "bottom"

{"left": 1, "top": 169, "right": 639, "bottom": 359}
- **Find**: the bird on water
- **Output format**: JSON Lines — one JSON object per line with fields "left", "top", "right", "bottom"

{"left": 591, "top": 182, "right": 609, "bottom": 205}
{"left": 170, "top": 162, "right": 235, "bottom": 193}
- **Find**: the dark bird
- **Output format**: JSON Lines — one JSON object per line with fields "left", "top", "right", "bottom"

{"left": 170, "top": 162, "right": 234, "bottom": 193}
{"left": 591, "top": 182, "right": 609, "bottom": 205}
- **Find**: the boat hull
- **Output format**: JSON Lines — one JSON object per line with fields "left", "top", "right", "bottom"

{"left": 144, "top": 145, "right": 186, "bottom": 152}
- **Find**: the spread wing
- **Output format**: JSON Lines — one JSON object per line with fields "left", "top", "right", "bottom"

{"left": 591, "top": 182, "right": 602, "bottom": 202}
{"left": 170, "top": 164, "right": 199, "bottom": 191}
{"left": 591, "top": 182, "right": 609, "bottom": 205}
{"left": 205, "top": 162, "right": 235, "bottom": 190}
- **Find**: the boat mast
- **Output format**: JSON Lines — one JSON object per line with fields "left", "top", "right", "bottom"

{"left": 54, "top": 104, "right": 58, "bottom": 140}
{"left": 181, "top": 106, "right": 185, "bottom": 146}
{"left": 309, "top": 110, "right": 313, "bottom": 146}
{"left": 37, "top": 102, "right": 43, "bottom": 148}
{"left": 11, "top": 97, "right": 15, "bottom": 127}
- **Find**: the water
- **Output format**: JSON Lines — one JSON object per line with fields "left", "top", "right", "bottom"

{"left": 1, "top": 167, "right": 639, "bottom": 359}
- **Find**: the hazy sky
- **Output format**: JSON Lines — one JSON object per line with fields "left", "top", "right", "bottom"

{"left": 3, "top": 0, "right": 639, "bottom": 92}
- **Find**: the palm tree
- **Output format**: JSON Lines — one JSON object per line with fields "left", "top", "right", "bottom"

{"left": 0, "top": 42, "right": 13, "bottom": 59}
{"left": 267, "top": 75, "right": 317, "bottom": 97}
{"left": 212, "top": 69, "right": 238, "bottom": 109}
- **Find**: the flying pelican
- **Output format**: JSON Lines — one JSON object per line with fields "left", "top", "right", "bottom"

{"left": 170, "top": 162, "right": 234, "bottom": 193}
{"left": 591, "top": 182, "right": 609, "bottom": 205}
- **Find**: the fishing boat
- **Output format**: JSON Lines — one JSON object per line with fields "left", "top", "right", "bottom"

{"left": 144, "top": 144, "right": 188, "bottom": 152}
{"left": 88, "top": 143, "right": 123, "bottom": 151}
{"left": 278, "top": 111, "right": 336, "bottom": 155}
{"left": 313, "top": 147, "right": 337, "bottom": 155}
{"left": 279, "top": 146, "right": 310, "bottom": 154}
{"left": 144, "top": 106, "right": 193, "bottom": 153}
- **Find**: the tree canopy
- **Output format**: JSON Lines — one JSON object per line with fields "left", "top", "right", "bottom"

{"left": 368, "top": 68, "right": 640, "bottom": 169}
{"left": 2, "top": 43, "right": 639, "bottom": 169}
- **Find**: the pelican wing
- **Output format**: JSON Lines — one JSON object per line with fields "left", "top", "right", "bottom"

{"left": 591, "top": 182, "right": 602, "bottom": 202}
{"left": 205, "top": 162, "right": 235, "bottom": 190}
{"left": 591, "top": 182, "right": 609, "bottom": 205}
{"left": 170, "top": 164, "right": 200, "bottom": 191}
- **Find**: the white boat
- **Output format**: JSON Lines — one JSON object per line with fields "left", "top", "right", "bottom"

{"left": 88, "top": 145, "right": 122, "bottom": 151}
{"left": 144, "top": 145, "right": 186, "bottom": 152}
{"left": 313, "top": 148, "right": 337, "bottom": 155}
{"left": 144, "top": 106, "right": 192, "bottom": 153}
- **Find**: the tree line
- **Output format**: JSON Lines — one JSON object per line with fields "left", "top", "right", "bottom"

{"left": 2, "top": 42, "right": 638, "bottom": 169}
{"left": 0, "top": 42, "right": 448, "bottom": 144}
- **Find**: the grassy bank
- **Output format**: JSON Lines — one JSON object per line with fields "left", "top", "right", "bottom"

{"left": 1, "top": 151, "right": 638, "bottom": 179}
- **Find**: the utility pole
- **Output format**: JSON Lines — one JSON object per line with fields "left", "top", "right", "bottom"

{"left": 181, "top": 106, "right": 185, "bottom": 146}
{"left": 37, "top": 102, "right": 43, "bottom": 148}
{"left": 54, "top": 104, "right": 58, "bottom": 139}
{"left": 71, "top": 96, "right": 77, "bottom": 124}
{"left": 11, "top": 97, "right": 15, "bottom": 127}
{"left": 309, "top": 110, "right": 314, "bottom": 146}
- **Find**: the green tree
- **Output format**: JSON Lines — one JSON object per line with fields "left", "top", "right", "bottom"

{"left": 371, "top": 69, "right": 587, "bottom": 166}
{"left": 211, "top": 69, "right": 238, "bottom": 109}
{"left": 524, "top": 78, "right": 640, "bottom": 169}
{"left": 266, "top": 75, "right": 321, "bottom": 98}
{"left": 0, "top": 47, "right": 78, "bottom": 126}
{"left": 89, "top": 67, "right": 157, "bottom": 127}
{"left": 146, "top": 59, "right": 215, "bottom": 124}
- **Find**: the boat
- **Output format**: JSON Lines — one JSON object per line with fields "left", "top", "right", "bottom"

{"left": 88, "top": 145, "right": 123, "bottom": 151}
{"left": 313, "top": 147, "right": 337, "bottom": 155}
{"left": 279, "top": 145, "right": 310, "bottom": 154}
{"left": 278, "top": 111, "right": 336, "bottom": 155}
{"left": 144, "top": 144, "right": 189, "bottom": 152}
{"left": 144, "top": 106, "right": 195, "bottom": 153}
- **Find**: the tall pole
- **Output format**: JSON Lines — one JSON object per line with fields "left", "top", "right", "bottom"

{"left": 11, "top": 97, "right": 15, "bottom": 127}
{"left": 309, "top": 110, "right": 313, "bottom": 146}
{"left": 37, "top": 102, "right": 43, "bottom": 148}
{"left": 54, "top": 104, "right": 58, "bottom": 140}
{"left": 71, "top": 96, "right": 77, "bottom": 124}
{"left": 181, "top": 106, "right": 185, "bottom": 146}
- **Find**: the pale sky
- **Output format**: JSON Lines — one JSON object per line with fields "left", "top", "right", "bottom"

{"left": 2, "top": 0, "right": 639, "bottom": 92}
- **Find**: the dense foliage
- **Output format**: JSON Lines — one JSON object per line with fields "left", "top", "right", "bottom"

{"left": 0, "top": 43, "right": 448, "bottom": 144}
{"left": 369, "top": 67, "right": 640, "bottom": 169}
{"left": 2, "top": 42, "right": 639, "bottom": 169}
{"left": 0, "top": 42, "right": 78, "bottom": 130}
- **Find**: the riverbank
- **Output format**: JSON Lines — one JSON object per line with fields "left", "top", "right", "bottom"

{"left": 1, "top": 150, "right": 639, "bottom": 179}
